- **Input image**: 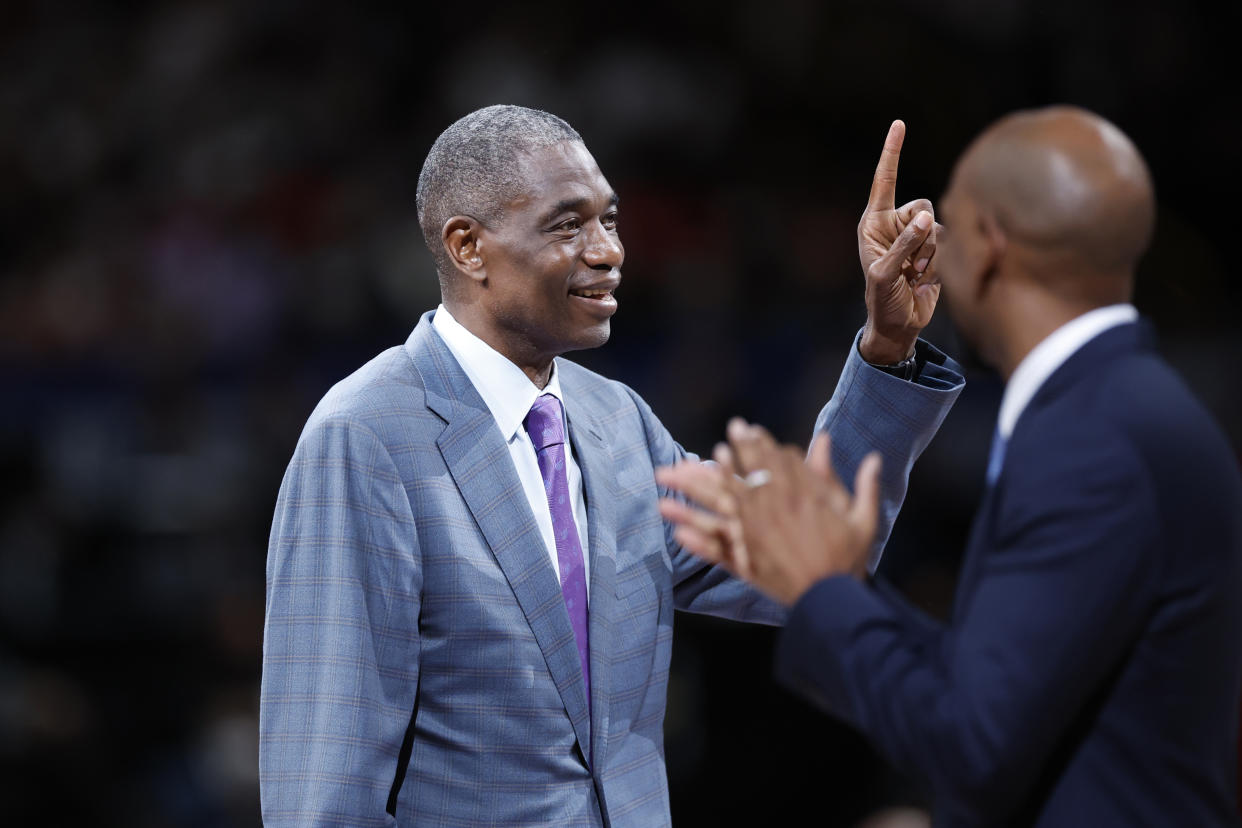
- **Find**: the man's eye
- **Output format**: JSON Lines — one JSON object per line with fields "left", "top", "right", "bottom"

{"left": 602, "top": 213, "right": 618, "bottom": 229}
{"left": 557, "top": 219, "right": 581, "bottom": 232}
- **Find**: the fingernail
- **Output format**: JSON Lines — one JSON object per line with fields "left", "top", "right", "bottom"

{"left": 727, "top": 419, "right": 748, "bottom": 439}
{"left": 915, "top": 257, "right": 929, "bottom": 272}
{"left": 914, "top": 212, "right": 932, "bottom": 230}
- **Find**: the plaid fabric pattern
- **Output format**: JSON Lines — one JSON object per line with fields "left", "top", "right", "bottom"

{"left": 260, "top": 312, "right": 963, "bottom": 826}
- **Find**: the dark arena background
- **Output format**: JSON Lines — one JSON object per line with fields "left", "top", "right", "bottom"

{"left": 1, "top": 1, "right": 1239, "bottom": 824}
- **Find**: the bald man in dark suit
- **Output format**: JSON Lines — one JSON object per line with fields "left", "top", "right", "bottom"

{"left": 658, "top": 107, "right": 1242, "bottom": 826}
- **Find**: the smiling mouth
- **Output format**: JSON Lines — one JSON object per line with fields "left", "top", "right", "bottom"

{"left": 569, "top": 288, "right": 615, "bottom": 301}
{"left": 568, "top": 286, "right": 618, "bottom": 317}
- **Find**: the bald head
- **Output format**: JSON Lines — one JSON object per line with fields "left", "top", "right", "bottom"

{"left": 955, "top": 106, "right": 1155, "bottom": 277}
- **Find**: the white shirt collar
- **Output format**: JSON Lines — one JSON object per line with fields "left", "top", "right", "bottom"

{"left": 431, "top": 304, "right": 565, "bottom": 441}
{"left": 997, "top": 303, "right": 1138, "bottom": 439}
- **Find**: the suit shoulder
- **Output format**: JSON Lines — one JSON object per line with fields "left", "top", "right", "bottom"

{"left": 1096, "top": 352, "right": 1233, "bottom": 463}
{"left": 1022, "top": 351, "right": 1225, "bottom": 457}
{"left": 301, "top": 344, "right": 432, "bottom": 440}
{"left": 1111, "top": 353, "right": 1241, "bottom": 495}
{"left": 1014, "top": 350, "right": 1240, "bottom": 524}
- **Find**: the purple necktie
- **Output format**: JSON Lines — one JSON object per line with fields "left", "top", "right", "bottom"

{"left": 524, "top": 394, "right": 590, "bottom": 704}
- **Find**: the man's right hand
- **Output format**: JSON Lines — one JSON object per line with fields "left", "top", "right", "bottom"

{"left": 655, "top": 421, "right": 882, "bottom": 607}
{"left": 856, "top": 120, "right": 942, "bottom": 365}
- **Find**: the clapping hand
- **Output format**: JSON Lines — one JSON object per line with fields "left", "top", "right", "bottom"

{"left": 656, "top": 420, "right": 882, "bottom": 606}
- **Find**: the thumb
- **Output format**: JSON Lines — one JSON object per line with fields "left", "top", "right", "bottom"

{"left": 871, "top": 210, "right": 933, "bottom": 281}
{"left": 807, "top": 432, "right": 833, "bottom": 480}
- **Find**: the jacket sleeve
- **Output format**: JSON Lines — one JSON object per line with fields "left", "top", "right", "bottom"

{"left": 260, "top": 415, "right": 421, "bottom": 827}
{"left": 639, "top": 331, "right": 964, "bottom": 624}
{"left": 814, "top": 332, "right": 963, "bottom": 569}
{"left": 773, "top": 437, "right": 1158, "bottom": 823}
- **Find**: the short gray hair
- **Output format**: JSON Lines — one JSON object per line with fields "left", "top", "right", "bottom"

{"left": 416, "top": 105, "right": 582, "bottom": 277}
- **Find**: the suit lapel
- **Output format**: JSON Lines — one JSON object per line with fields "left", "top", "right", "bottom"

{"left": 405, "top": 315, "right": 593, "bottom": 762}
{"left": 954, "top": 482, "right": 1001, "bottom": 618}
{"left": 561, "top": 382, "right": 619, "bottom": 770}
{"left": 952, "top": 321, "right": 1152, "bottom": 619}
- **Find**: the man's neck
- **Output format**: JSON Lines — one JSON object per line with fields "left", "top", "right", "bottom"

{"left": 988, "top": 260, "right": 1133, "bottom": 379}
{"left": 990, "top": 286, "right": 1100, "bottom": 381}
{"left": 440, "top": 301, "right": 555, "bottom": 388}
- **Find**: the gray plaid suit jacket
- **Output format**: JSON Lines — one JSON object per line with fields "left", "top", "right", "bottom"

{"left": 260, "top": 310, "right": 963, "bottom": 826}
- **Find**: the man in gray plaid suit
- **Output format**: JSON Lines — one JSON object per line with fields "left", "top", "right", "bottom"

{"left": 260, "top": 106, "right": 962, "bottom": 826}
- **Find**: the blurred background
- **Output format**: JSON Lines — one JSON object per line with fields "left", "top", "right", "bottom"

{"left": 1, "top": 0, "right": 1238, "bottom": 824}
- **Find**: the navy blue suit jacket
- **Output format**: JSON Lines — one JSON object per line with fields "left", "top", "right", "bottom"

{"left": 775, "top": 321, "right": 1242, "bottom": 826}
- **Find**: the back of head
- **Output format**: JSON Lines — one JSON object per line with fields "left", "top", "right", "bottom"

{"left": 416, "top": 105, "right": 582, "bottom": 282}
{"left": 957, "top": 105, "right": 1155, "bottom": 301}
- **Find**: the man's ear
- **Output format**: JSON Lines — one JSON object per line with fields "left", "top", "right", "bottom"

{"left": 975, "top": 210, "right": 1007, "bottom": 297}
{"left": 442, "top": 216, "right": 487, "bottom": 284}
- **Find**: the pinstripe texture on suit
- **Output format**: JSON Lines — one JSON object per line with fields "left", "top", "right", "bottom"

{"left": 261, "top": 311, "right": 962, "bottom": 826}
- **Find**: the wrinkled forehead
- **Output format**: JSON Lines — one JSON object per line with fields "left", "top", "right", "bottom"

{"left": 510, "top": 141, "right": 614, "bottom": 207}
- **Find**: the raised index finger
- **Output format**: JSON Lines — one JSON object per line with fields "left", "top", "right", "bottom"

{"left": 867, "top": 119, "right": 906, "bottom": 211}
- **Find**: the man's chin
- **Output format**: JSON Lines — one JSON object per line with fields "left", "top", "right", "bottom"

{"left": 560, "top": 323, "right": 612, "bottom": 355}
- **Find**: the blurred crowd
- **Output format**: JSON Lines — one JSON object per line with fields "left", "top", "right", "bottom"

{"left": 1, "top": 0, "right": 1237, "bottom": 824}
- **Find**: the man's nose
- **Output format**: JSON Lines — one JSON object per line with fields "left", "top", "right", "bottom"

{"left": 582, "top": 220, "right": 623, "bottom": 269}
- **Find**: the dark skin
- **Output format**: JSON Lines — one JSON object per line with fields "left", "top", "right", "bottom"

{"left": 936, "top": 106, "right": 1153, "bottom": 380}
{"left": 857, "top": 120, "right": 944, "bottom": 364}
{"left": 657, "top": 106, "right": 1157, "bottom": 605}
{"left": 436, "top": 124, "right": 938, "bottom": 389}
{"left": 656, "top": 423, "right": 882, "bottom": 605}
{"left": 440, "top": 141, "right": 623, "bottom": 389}
{"left": 435, "top": 123, "right": 940, "bottom": 579}
{"left": 653, "top": 119, "right": 941, "bottom": 581}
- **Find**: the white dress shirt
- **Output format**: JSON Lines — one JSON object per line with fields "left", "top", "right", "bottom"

{"left": 997, "top": 303, "right": 1138, "bottom": 440}
{"left": 431, "top": 304, "right": 590, "bottom": 592}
